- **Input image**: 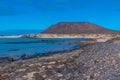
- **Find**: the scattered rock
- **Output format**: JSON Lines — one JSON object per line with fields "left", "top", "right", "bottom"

{"left": 0, "top": 37, "right": 120, "bottom": 80}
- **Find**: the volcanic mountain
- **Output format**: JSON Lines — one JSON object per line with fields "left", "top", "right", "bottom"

{"left": 42, "top": 22, "right": 119, "bottom": 34}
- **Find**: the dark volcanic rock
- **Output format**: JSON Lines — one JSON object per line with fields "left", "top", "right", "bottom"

{"left": 106, "top": 37, "right": 120, "bottom": 43}
{"left": 42, "top": 22, "right": 119, "bottom": 34}
{"left": 79, "top": 38, "right": 120, "bottom": 80}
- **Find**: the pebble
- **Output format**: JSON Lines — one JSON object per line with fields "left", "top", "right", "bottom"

{"left": 0, "top": 37, "right": 120, "bottom": 80}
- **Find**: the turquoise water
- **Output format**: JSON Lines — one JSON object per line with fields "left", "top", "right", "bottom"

{"left": 0, "top": 38, "right": 86, "bottom": 58}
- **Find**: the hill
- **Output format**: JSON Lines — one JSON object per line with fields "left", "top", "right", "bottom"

{"left": 42, "top": 22, "right": 119, "bottom": 34}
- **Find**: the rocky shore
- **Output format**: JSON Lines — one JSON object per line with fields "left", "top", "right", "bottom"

{"left": 0, "top": 37, "right": 120, "bottom": 80}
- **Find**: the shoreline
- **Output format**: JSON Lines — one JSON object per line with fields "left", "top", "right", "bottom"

{"left": 0, "top": 39, "right": 93, "bottom": 63}
{"left": 22, "top": 33, "right": 120, "bottom": 42}
{"left": 0, "top": 33, "right": 118, "bottom": 63}
{"left": 0, "top": 40, "right": 92, "bottom": 66}
{"left": 1, "top": 33, "right": 120, "bottom": 43}
{"left": 0, "top": 37, "right": 120, "bottom": 80}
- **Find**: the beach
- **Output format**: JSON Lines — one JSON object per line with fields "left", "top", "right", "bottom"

{"left": 0, "top": 37, "right": 120, "bottom": 80}
{"left": 1, "top": 0, "right": 120, "bottom": 79}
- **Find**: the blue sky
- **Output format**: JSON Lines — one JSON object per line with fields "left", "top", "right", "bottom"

{"left": 0, "top": 0, "right": 120, "bottom": 30}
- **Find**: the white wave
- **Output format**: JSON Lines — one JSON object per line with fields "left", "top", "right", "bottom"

{"left": 0, "top": 35, "right": 22, "bottom": 38}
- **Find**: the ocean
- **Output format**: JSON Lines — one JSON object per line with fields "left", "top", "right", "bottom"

{"left": 0, "top": 38, "right": 86, "bottom": 59}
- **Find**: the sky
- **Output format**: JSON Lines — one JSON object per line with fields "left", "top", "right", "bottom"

{"left": 0, "top": 0, "right": 120, "bottom": 30}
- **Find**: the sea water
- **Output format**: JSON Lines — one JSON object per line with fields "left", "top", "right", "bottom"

{"left": 0, "top": 38, "right": 86, "bottom": 58}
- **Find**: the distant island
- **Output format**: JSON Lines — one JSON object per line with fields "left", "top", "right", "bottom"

{"left": 23, "top": 22, "right": 120, "bottom": 42}
{"left": 1, "top": 22, "right": 120, "bottom": 38}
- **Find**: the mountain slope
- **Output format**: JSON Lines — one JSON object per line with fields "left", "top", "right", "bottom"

{"left": 42, "top": 22, "right": 119, "bottom": 34}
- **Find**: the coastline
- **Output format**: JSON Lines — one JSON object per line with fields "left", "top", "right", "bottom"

{"left": 22, "top": 33, "right": 120, "bottom": 42}
{"left": 1, "top": 33, "right": 120, "bottom": 42}
{"left": 0, "top": 37, "right": 120, "bottom": 80}
{"left": 0, "top": 38, "right": 92, "bottom": 63}
{"left": 0, "top": 33, "right": 118, "bottom": 63}
{"left": 0, "top": 34, "right": 120, "bottom": 80}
